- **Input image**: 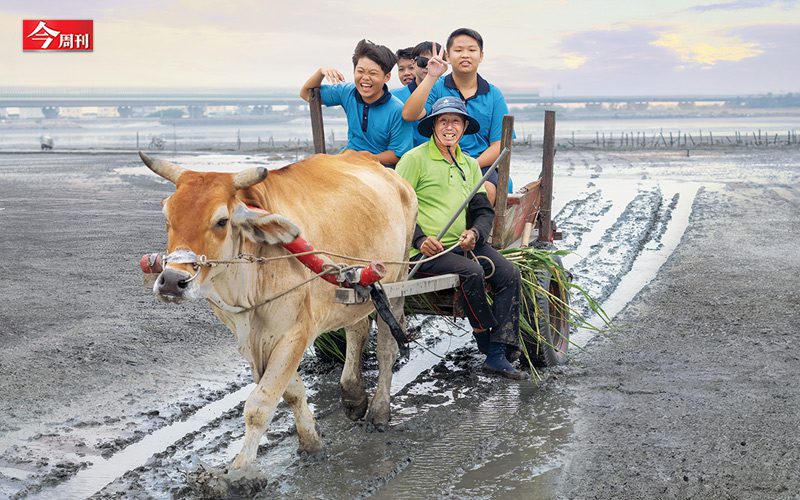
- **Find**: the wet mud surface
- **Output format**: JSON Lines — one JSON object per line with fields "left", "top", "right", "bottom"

{"left": 1, "top": 148, "right": 798, "bottom": 498}
{"left": 552, "top": 183, "right": 800, "bottom": 498}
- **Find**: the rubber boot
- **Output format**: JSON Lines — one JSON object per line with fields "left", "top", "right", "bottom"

{"left": 482, "top": 342, "right": 529, "bottom": 380}
{"left": 472, "top": 331, "right": 489, "bottom": 355}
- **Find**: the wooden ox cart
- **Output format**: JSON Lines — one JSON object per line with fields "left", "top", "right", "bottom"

{"left": 307, "top": 89, "right": 570, "bottom": 367}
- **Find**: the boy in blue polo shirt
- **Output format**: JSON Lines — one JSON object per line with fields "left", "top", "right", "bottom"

{"left": 392, "top": 41, "right": 442, "bottom": 147}
{"left": 402, "top": 28, "right": 511, "bottom": 202}
{"left": 300, "top": 39, "right": 413, "bottom": 167}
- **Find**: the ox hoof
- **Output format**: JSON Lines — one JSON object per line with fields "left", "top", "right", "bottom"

{"left": 297, "top": 432, "right": 324, "bottom": 459}
{"left": 366, "top": 399, "right": 391, "bottom": 432}
{"left": 342, "top": 395, "right": 368, "bottom": 421}
{"left": 187, "top": 463, "right": 267, "bottom": 498}
{"left": 365, "top": 410, "right": 390, "bottom": 433}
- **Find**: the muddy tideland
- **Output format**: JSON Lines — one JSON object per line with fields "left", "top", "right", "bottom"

{"left": 1, "top": 147, "right": 799, "bottom": 499}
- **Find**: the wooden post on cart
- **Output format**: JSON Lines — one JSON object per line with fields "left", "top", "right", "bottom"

{"left": 309, "top": 88, "right": 326, "bottom": 154}
{"left": 491, "top": 115, "right": 514, "bottom": 247}
{"left": 538, "top": 110, "right": 556, "bottom": 243}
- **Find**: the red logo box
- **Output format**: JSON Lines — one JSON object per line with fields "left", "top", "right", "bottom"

{"left": 23, "top": 20, "right": 93, "bottom": 51}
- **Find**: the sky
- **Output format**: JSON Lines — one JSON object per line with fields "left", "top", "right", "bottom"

{"left": 1, "top": 0, "right": 798, "bottom": 96}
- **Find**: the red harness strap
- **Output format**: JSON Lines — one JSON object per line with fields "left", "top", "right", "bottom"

{"left": 141, "top": 203, "right": 385, "bottom": 288}
{"left": 282, "top": 235, "right": 385, "bottom": 287}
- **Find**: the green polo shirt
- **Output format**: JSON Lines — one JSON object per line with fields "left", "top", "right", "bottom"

{"left": 396, "top": 139, "right": 485, "bottom": 257}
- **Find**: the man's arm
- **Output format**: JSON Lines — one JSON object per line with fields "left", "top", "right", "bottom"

{"left": 300, "top": 67, "right": 345, "bottom": 102}
{"left": 466, "top": 192, "right": 495, "bottom": 244}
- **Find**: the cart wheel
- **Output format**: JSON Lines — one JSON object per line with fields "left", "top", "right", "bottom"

{"left": 521, "top": 264, "right": 571, "bottom": 368}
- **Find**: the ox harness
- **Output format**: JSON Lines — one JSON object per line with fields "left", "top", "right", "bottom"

{"left": 140, "top": 234, "right": 408, "bottom": 347}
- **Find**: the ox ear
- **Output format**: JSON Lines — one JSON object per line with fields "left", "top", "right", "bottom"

{"left": 232, "top": 204, "right": 300, "bottom": 245}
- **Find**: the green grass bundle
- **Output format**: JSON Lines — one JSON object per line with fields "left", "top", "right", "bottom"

{"left": 314, "top": 247, "right": 609, "bottom": 371}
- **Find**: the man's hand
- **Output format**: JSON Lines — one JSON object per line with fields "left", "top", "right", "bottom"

{"left": 420, "top": 236, "right": 445, "bottom": 257}
{"left": 459, "top": 229, "right": 478, "bottom": 251}
{"left": 425, "top": 41, "right": 448, "bottom": 80}
{"left": 320, "top": 67, "right": 345, "bottom": 84}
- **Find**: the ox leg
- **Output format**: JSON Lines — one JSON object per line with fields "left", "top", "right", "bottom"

{"left": 340, "top": 318, "right": 370, "bottom": 421}
{"left": 231, "top": 334, "right": 308, "bottom": 469}
{"left": 367, "top": 297, "right": 403, "bottom": 431}
{"left": 283, "top": 372, "right": 323, "bottom": 455}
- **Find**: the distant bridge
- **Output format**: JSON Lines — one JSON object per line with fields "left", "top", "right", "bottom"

{"left": 0, "top": 87, "right": 769, "bottom": 118}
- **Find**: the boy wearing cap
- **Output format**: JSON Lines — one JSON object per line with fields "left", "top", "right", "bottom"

{"left": 396, "top": 96, "right": 527, "bottom": 381}
{"left": 300, "top": 39, "right": 413, "bottom": 167}
{"left": 402, "top": 28, "right": 511, "bottom": 202}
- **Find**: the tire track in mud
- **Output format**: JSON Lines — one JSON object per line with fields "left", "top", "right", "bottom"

{"left": 555, "top": 190, "right": 612, "bottom": 253}
{"left": 570, "top": 187, "right": 665, "bottom": 305}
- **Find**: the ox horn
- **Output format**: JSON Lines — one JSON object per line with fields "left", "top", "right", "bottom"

{"left": 233, "top": 167, "right": 268, "bottom": 190}
{"left": 139, "top": 151, "right": 186, "bottom": 184}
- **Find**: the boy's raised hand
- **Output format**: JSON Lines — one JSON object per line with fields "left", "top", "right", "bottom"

{"left": 426, "top": 41, "right": 448, "bottom": 79}
{"left": 320, "top": 67, "right": 345, "bottom": 84}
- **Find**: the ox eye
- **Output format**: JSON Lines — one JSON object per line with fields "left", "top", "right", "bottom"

{"left": 216, "top": 218, "right": 229, "bottom": 228}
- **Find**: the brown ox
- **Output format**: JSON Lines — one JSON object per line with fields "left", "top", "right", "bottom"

{"left": 140, "top": 150, "right": 416, "bottom": 469}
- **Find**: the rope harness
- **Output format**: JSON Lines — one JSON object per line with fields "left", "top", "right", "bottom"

{"left": 142, "top": 237, "right": 490, "bottom": 309}
{"left": 141, "top": 238, "right": 472, "bottom": 348}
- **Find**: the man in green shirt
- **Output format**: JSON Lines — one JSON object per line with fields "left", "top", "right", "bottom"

{"left": 396, "top": 97, "right": 527, "bottom": 380}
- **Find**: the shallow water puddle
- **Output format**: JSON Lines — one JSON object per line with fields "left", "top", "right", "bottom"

{"left": 37, "top": 322, "right": 476, "bottom": 497}
{"left": 572, "top": 180, "right": 701, "bottom": 347}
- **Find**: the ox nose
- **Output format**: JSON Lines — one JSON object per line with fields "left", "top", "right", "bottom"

{"left": 155, "top": 267, "right": 193, "bottom": 300}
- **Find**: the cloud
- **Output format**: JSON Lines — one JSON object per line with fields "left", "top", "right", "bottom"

{"left": 2, "top": 2, "right": 797, "bottom": 95}
{"left": 688, "top": 0, "right": 797, "bottom": 12}
{"left": 561, "top": 53, "right": 587, "bottom": 69}
{"left": 652, "top": 33, "right": 761, "bottom": 65}
{"left": 486, "top": 23, "right": 799, "bottom": 95}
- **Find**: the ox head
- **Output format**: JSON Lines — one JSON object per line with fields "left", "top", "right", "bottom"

{"left": 140, "top": 152, "right": 300, "bottom": 304}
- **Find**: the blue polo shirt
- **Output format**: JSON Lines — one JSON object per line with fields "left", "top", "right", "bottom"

{"left": 321, "top": 82, "right": 413, "bottom": 160}
{"left": 425, "top": 74, "right": 510, "bottom": 159}
{"left": 392, "top": 81, "right": 427, "bottom": 147}
{"left": 391, "top": 83, "right": 413, "bottom": 103}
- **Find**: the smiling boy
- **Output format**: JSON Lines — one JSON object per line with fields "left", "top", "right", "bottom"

{"left": 402, "top": 28, "right": 511, "bottom": 201}
{"left": 301, "top": 39, "right": 412, "bottom": 167}
{"left": 394, "top": 47, "right": 416, "bottom": 87}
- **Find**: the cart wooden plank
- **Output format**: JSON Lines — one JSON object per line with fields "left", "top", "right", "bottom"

{"left": 335, "top": 274, "right": 460, "bottom": 304}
